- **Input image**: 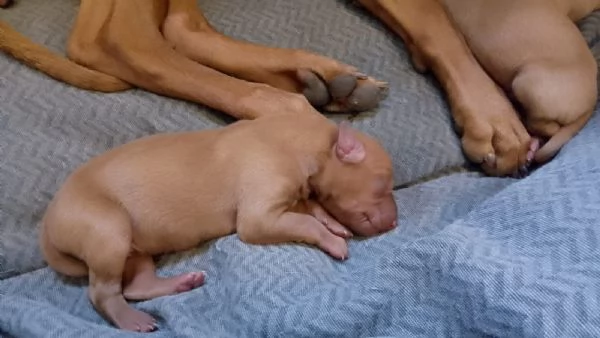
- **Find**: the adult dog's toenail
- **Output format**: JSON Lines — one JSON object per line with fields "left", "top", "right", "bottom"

{"left": 347, "top": 83, "right": 382, "bottom": 111}
{"left": 527, "top": 152, "right": 534, "bottom": 163}
{"left": 483, "top": 153, "right": 496, "bottom": 165}
{"left": 530, "top": 137, "right": 541, "bottom": 151}
{"left": 354, "top": 72, "right": 369, "bottom": 80}
{"left": 519, "top": 165, "right": 529, "bottom": 177}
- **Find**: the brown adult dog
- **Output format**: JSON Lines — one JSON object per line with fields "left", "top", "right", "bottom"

{"left": 40, "top": 113, "right": 397, "bottom": 332}
{"left": 0, "top": 0, "right": 387, "bottom": 117}
{"left": 358, "top": 0, "right": 599, "bottom": 175}
{"left": 0, "top": 0, "right": 598, "bottom": 175}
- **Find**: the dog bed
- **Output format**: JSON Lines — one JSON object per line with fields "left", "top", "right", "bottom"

{"left": 2, "top": 0, "right": 600, "bottom": 337}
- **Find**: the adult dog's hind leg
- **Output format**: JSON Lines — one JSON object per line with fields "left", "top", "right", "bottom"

{"left": 0, "top": 0, "right": 13, "bottom": 9}
{"left": 67, "top": 0, "right": 316, "bottom": 120}
{"left": 161, "top": 0, "right": 387, "bottom": 114}
{"left": 358, "top": 0, "right": 536, "bottom": 177}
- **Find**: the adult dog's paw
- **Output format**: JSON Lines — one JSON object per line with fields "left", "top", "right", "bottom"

{"left": 0, "top": 0, "right": 14, "bottom": 9}
{"left": 297, "top": 69, "right": 388, "bottom": 114}
{"left": 458, "top": 107, "right": 538, "bottom": 178}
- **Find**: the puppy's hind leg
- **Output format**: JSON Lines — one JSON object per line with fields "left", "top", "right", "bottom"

{"left": 40, "top": 225, "right": 88, "bottom": 277}
{"left": 81, "top": 203, "right": 157, "bottom": 332}
{"left": 122, "top": 253, "right": 205, "bottom": 301}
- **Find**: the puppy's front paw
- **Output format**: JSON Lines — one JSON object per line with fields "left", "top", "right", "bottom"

{"left": 318, "top": 234, "right": 349, "bottom": 261}
{"left": 298, "top": 69, "right": 388, "bottom": 114}
{"left": 319, "top": 216, "right": 353, "bottom": 239}
{"left": 305, "top": 200, "right": 353, "bottom": 239}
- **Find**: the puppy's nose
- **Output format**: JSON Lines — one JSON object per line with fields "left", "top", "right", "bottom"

{"left": 380, "top": 218, "right": 396, "bottom": 232}
{"left": 379, "top": 198, "right": 398, "bottom": 231}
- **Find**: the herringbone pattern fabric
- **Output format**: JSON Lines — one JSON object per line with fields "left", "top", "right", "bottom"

{"left": 1, "top": 0, "right": 600, "bottom": 337}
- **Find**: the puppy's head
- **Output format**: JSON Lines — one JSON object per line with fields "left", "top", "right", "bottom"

{"left": 312, "top": 121, "right": 397, "bottom": 237}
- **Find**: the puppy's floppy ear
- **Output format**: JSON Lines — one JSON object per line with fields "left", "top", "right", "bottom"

{"left": 335, "top": 121, "right": 366, "bottom": 163}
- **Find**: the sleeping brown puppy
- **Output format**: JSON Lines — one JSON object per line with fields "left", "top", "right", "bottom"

{"left": 40, "top": 113, "right": 397, "bottom": 332}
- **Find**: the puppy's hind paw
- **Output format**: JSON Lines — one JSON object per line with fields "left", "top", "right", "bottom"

{"left": 116, "top": 309, "right": 158, "bottom": 332}
{"left": 174, "top": 271, "right": 206, "bottom": 293}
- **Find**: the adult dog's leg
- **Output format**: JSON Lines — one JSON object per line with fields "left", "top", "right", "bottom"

{"left": 358, "top": 0, "right": 535, "bottom": 177}
{"left": 441, "top": 0, "right": 599, "bottom": 164}
{"left": 66, "top": 0, "right": 316, "bottom": 120}
{"left": 160, "top": 0, "right": 387, "bottom": 114}
{"left": 0, "top": 0, "right": 13, "bottom": 9}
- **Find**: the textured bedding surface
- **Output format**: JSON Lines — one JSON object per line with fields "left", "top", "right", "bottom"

{"left": 1, "top": 0, "right": 600, "bottom": 337}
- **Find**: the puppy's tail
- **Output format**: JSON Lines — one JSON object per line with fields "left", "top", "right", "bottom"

{"left": 39, "top": 223, "right": 88, "bottom": 277}
{"left": 0, "top": 20, "right": 132, "bottom": 92}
